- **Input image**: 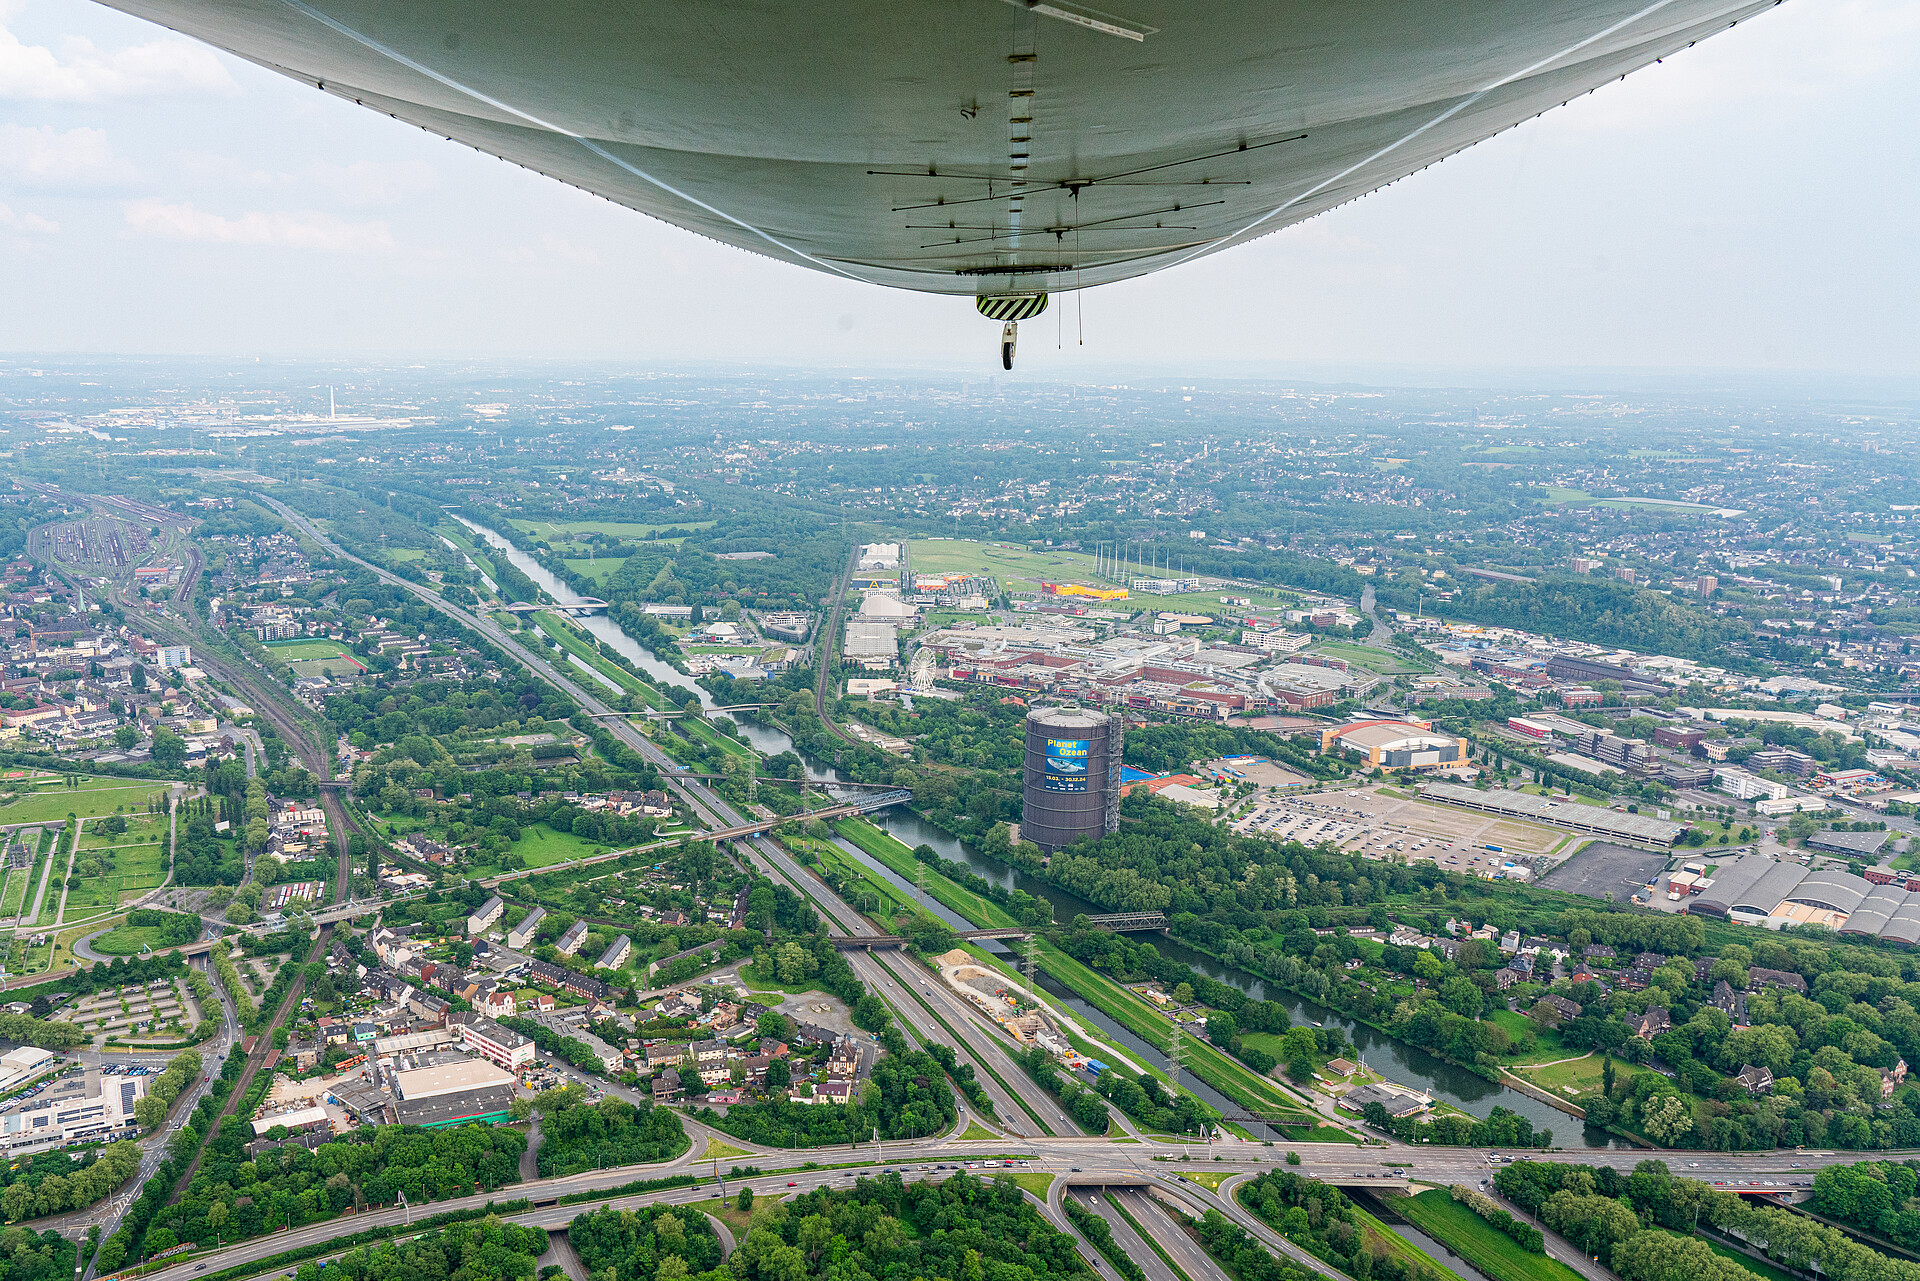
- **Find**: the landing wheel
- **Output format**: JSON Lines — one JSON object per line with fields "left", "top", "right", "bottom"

{"left": 978, "top": 293, "right": 1047, "bottom": 369}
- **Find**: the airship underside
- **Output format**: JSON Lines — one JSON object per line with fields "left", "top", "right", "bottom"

{"left": 101, "top": 0, "right": 1781, "bottom": 302}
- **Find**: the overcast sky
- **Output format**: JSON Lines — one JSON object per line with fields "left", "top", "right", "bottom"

{"left": 2, "top": 0, "right": 1916, "bottom": 378}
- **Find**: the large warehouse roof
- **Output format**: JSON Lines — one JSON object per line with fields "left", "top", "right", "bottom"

{"left": 1690, "top": 854, "right": 1920, "bottom": 945}
{"left": 1418, "top": 784, "right": 1683, "bottom": 847}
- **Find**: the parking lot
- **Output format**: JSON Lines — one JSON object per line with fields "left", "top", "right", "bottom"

{"left": 1538, "top": 841, "right": 1673, "bottom": 902}
{"left": 1230, "top": 785, "right": 1567, "bottom": 878}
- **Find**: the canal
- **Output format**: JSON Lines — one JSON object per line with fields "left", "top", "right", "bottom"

{"left": 462, "top": 518, "right": 1620, "bottom": 1146}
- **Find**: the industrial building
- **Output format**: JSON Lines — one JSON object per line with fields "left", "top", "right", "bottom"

{"left": 390, "top": 1059, "right": 516, "bottom": 1128}
{"left": 1021, "top": 706, "right": 1121, "bottom": 853}
{"left": 0, "top": 1072, "right": 144, "bottom": 1150}
{"left": 1321, "top": 721, "right": 1469, "bottom": 771}
{"left": 1691, "top": 854, "right": 1920, "bottom": 944}
{"left": 843, "top": 619, "right": 899, "bottom": 670}
{"left": 459, "top": 1016, "right": 536, "bottom": 1071}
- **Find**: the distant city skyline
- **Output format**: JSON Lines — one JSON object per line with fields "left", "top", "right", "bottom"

{"left": 1, "top": 0, "right": 1916, "bottom": 374}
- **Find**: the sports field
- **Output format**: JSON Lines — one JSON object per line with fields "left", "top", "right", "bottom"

{"left": 265, "top": 638, "right": 360, "bottom": 662}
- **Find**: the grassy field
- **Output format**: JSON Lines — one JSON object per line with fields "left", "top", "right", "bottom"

{"left": 563, "top": 557, "right": 627, "bottom": 584}
{"left": 535, "top": 612, "right": 657, "bottom": 701}
{"left": 1506, "top": 1052, "right": 1666, "bottom": 1106}
{"left": 1486, "top": 1011, "right": 1572, "bottom": 1062}
{"left": 89, "top": 924, "right": 175, "bottom": 955}
{"left": 1395, "top": 1190, "right": 1585, "bottom": 1281}
{"left": 264, "top": 638, "right": 366, "bottom": 669}
{"left": 832, "top": 817, "right": 1023, "bottom": 928}
{"left": 1007, "top": 1172, "right": 1056, "bottom": 1198}
{"left": 512, "top": 823, "right": 603, "bottom": 869}
{"left": 0, "top": 865, "right": 27, "bottom": 918}
{"left": 0, "top": 778, "right": 173, "bottom": 825}
{"left": 810, "top": 839, "right": 925, "bottom": 924}
{"left": 64, "top": 845, "right": 167, "bottom": 909}
{"left": 1308, "top": 641, "right": 1419, "bottom": 675}
{"left": 908, "top": 538, "right": 1301, "bottom": 617}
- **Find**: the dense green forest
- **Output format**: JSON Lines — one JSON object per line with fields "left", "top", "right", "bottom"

{"left": 1375, "top": 574, "right": 1755, "bottom": 666}
{"left": 568, "top": 1203, "right": 726, "bottom": 1281}
{"left": 697, "top": 1173, "right": 1089, "bottom": 1281}
{"left": 1235, "top": 1169, "right": 1458, "bottom": 1281}
{"left": 309, "top": 1214, "right": 548, "bottom": 1281}
{"left": 534, "top": 1089, "right": 689, "bottom": 1176}
{"left": 1497, "top": 1158, "right": 1920, "bottom": 1281}
{"left": 140, "top": 1119, "right": 525, "bottom": 1256}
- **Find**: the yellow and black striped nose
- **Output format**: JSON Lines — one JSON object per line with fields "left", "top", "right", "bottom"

{"left": 976, "top": 293, "right": 1048, "bottom": 322}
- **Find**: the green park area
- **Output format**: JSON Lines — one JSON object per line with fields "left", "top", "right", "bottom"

{"left": 1307, "top": 640, "right": 1422, "bottom": 675}
{"left": 90, "top": 922, "right": 173, "bottom": 955}
{"left": 564, "top": 557, "right": 627, "bottom": 584}
{"left": 0, "top": 776, "right": 173, "bottom": 824}
{"left": 64, "top": 826, "right": 168, "bottom": 911}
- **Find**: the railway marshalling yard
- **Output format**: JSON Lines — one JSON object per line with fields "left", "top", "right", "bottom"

{"left": 1230, "top": 783, "right": 1579, "bottom": 878}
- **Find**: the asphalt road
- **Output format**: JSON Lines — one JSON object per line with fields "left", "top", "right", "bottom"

{"left": 262, "top": 495, "right": 1090, "bottom": 1142}
{"left": 126, "top": 1129, "right": 1880, "bottom": 1281}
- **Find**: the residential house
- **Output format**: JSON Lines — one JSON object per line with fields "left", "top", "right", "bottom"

{"left": 1540, "top": 995, "right": 1582, "bottom": 1021}
{"left": 651, "top": 1067, "right": 681, "bottom": 1102}
{"left": 1747, "top": 967, "right": 1807, "bottom": 995}
{"left": 1628, "top": 1008, "right": 1671, "bottom": 1040}
{"left": 1735, "top": 1065, "right": 1775, "bottom": 1095}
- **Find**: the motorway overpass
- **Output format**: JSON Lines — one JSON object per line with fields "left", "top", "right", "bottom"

{"left": 478, "top": 793, "right": 913, "bottom": 889}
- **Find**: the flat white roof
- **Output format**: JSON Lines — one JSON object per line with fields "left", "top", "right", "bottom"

{"left": 393, "top": 1058, "right": 515, "bottom": 1101}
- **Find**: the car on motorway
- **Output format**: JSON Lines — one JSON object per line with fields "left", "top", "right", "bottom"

{"left": 787, "top": 1181, "right": 798, "bottom": 1187}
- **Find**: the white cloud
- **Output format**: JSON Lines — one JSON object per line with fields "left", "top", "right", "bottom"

{"left": 0, "top": 122, "right": 132, "bottom": 186}
{"left": 122, "top": 198, "right": 393, "bottom": 252}
{"left": 0, "top": 200, "right": 56, "bottom": 233}
{"left": 0, "top": 15, "right": 235, "bottom": 101}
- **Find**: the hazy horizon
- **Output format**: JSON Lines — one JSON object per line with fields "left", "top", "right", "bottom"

{"left": 2, "top": 0, "right": 1917, "bottom": 375}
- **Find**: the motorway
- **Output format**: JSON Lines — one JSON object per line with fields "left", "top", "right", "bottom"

{"left": 258, "top": 496, "right": 1111, "bottom": 1141}
{"left": 21, "top": 493, "right": 1903, "bottom": 1281}
{"left": 120, "top": 1118, "right": 1884, "bottom": 1281}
